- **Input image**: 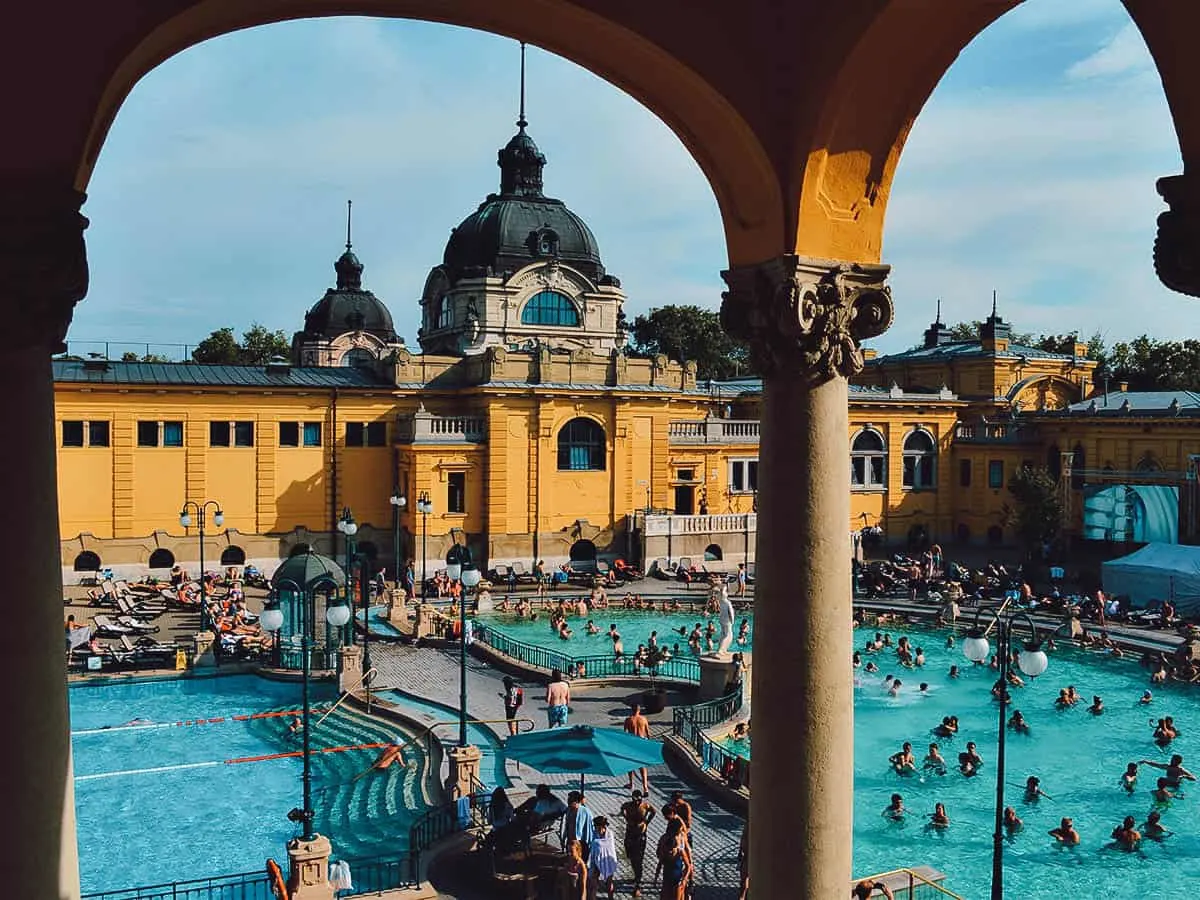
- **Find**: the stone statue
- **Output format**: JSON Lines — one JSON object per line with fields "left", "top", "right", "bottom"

{"left": 717, "top": 584, "right": 735, "bottom": 656}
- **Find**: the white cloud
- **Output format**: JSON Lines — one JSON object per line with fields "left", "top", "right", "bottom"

{"left": 1066, "top": 22, "right": 1153, "bottom": 81}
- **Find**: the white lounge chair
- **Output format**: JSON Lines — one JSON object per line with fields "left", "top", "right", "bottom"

{"left": 92, "top": 615, "right": 137, "bottom": 637}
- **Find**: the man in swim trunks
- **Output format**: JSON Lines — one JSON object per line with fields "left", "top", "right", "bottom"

{"left": 1139, "top": 753, "right": 1196, "bottom": 788}
{"left": 1049, "top": 817, "right": 1080, "bottom": 845}
{"left": 372, "top": 736, "right": 408, "bottom": 770}
{"left": 546, "top": 668, "right": 571, "bottom": 728}
{"left": 619, "top": 790, "right": 655, "bottom": 898}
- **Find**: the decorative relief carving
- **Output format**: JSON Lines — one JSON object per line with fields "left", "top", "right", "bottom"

{"left": 1155, "top": 174, "right": 1200, "bottom": 298}
{"left": 720, "top": 255, "right": 892, "bottom": 384}
{"left": 0, "top": 186, "right": 89, "bottom": 352}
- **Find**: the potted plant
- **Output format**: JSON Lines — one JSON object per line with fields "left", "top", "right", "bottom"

{"left": 640, "top": 644, "right": 670, "bottom": 713}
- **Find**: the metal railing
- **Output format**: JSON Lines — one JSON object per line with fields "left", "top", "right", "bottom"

{"left": 671, "top": 683, "right": 748, "bottom": 790}
{"left": 337, "top": 852, "right": 419, "bottom": 894}
{"left": 469, "top": 623, "right": 701, "bottom": 683}
{"left": 81, "top": 870, "right": 271, "bottom": 900}
{"left": 409, "top": 792, "right": 495, "bottom": 864}
{"left": 314, "top": 667, "right": 379, "bottom": 727}
{"left": 852, "top": 868, "right": 963, "bottom": 899}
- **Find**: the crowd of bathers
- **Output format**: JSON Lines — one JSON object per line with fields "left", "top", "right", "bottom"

{"left": 860, "top": 615, "right": 1197, "bottom": 854}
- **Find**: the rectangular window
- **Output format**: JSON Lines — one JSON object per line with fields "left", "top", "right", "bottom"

{"left": 988, "top": 460, "right": 1005, "bottom": 489}
{"left": 366, "top": 421, "right": 387, "bottom": 446}
{"left": 234, "top": 421, "right": 255, "bottom": 447}
{"left": 137, "top": 420, "right": 159, "bottom": 447}
{"left": 279, "top": 422, "right": 299, "bottom": 447}
{"left": 162, "top": 421, "right": 184, "bottom": 447}
{"left": 210, "top": 421, "right": 231, "bottom": 447}
{"left": 345, "top": 422, "right": 365, "bottom": 447}
{"left": 729, "top": 459, "right": 759, "bottom": 493}
{"left": 448, "top": 472, "right": 466, "bottom": 514}
{"left": 62, "top": 420, "right": 84, "bottom": 447}
{"left": 88, "top": 421, "right": 110, "bottom": 447}
{"left": 303, "top": 422, "right": 322, "bottom": 447}
{"left": 959, "top": 459, "right": 972, "bottom": 487}
{"left": 678, "top": 468, "right": 695, "bottom": 482}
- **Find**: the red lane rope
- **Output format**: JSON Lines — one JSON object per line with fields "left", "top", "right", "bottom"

{"left": 227, "top": 742, "right": 390, "bottom": 765}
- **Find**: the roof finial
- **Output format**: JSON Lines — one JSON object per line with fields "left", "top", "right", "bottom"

{"left": 518, "top": 41, "right": 527, "bottom": 131}
{"left": 935, "top": 298, "right": 942, "bottom": 324}
{"left": 991, "top": 289, "right": 997, "bottom": 318}
{"left": 345, "top": 199, "right": 353, "bottom": 251}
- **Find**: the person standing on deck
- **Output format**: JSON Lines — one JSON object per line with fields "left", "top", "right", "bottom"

{"left": 624, "top": 703, "right": 651, "bottom": 794}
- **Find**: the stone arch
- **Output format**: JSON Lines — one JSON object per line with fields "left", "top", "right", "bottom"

{"left": 220, "top": 545, "right": 246, "bottom": 566}
{"left": 72, "top": 550, "right": 101, "bottom": 572}
{"left": 75, "top": 3, "right": 782, "bottom": 265}
{"left": 568, "top": 539, "right": 597, "bottom": 563}
{"left": 704, "top": 543, "right": 723, "bottom": 561}
{"left": 147, "top": 548, "right": 175, "bottom": 569}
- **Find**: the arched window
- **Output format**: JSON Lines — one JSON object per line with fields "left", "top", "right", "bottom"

{"left": 220, "top": 545, "right": 246, "bottom": 566}
{"left": 704, "top": 544, "right": 723, "bottom": 561}
{"left": 436, "top": 296, "right": 452, "bottom": 329}
{"left": 148, "top": 548, "right": 175, "bottom": 569}
{"left": 569, "top": 540, "right": 597, "bottom": 563}
{"left": 521, "top": 290, "right": 580, "bottom": 327}
{"left": 73, "top": 550, "right": 101, "bottom": 572}
{"left": 902, "top": 430, "right": 937, "bottom": 490}
{"left": 341, "top": 348, "right": 375, "bottom": 368}
{"left": 1136, "top": 454, "right": 1162, "bottom": 473}
{"left": 851, "top": 429, "right": 886, "bottom": 490}
{"left": 557, "top": 418, "right": 606, "bottom": 471}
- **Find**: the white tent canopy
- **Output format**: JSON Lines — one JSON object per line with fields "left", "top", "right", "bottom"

{"left": 1101, "top": 543, "right": 1200, "bottom": 613}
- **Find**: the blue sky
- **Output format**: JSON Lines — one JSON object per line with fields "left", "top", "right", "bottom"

{"left": 72, "top": 0, "right": 1189, "bottom": 358}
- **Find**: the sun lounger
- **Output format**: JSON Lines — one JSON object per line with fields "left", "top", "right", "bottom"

{"left": 119, "top": 633, "right": 177, "bottom": 657}
{"left": 114, "top": 593, "right": 167, "bottom": 619}
{"left": 509, "top": 561, "right": 536, "bottom": 584}
{"left": 92, "top": 615, "right": 138, "bottom": 637}
{"left": 115, "top": 614, "right": 159, "bottom": 634}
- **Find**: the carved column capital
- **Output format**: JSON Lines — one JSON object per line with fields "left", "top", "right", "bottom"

{"left": 1155, "top": 174, "right": 1200, "bottom": 298}
{"left": 720, "top": 254, "right": 893, "bottom": 384}
{"left": 0, "top": 186, "right": 89, "bottom": 353}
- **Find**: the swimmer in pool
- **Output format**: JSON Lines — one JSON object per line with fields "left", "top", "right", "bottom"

{"left": 1121, "top": 762, "right": 1139, "bottom": 794}
{"left": 882, "top": 793, "right": 905, "bottom": 820}
{"left": 924, "top": 743, "right": 947, "bottom": 775}
{"left": 889, "top": 742, "right": 917, "bottom": 775}
{"left": 1003, "top": 807, "right": 1023, "bottom": 835}
{"left": 927, "top": 803, "right": 949, "bottom": 829}
{"left": 958, "top": 743, "right": 982, "bottom": 777}
{"left": 1142, "top": 810, "right": 1171, "bottom": 840}
{"left": 1024, "top": 776, "right": 1051, "bottom": 802}
{"left": 1049, "top": 817, "right": 1080, "bottom": 845}
{"left": 1007, "top": 709, "right": 1030, "bottom": 734}
{"left": 1088, "top": 695, "right": 1104, "bottom": 716}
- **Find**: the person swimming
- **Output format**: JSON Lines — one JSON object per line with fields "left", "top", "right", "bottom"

{"left": 927, "top": 802, "right": 950, "bottom": 829}
{"left": 1024, "top": 775, "right": 1050, "bottom": 802}
{"left": 1007, "top": 709, "right": 1030, "bottom": 734}
{"left": 883, "top": 793, "right": 905, "bottom": 820}
{"left": 1121, "top": 762, "right": 1139, "bottom": 794}
{"left": 1110, "top": 815, "right": 1141, "bottom": 851}
{"left": 1049, "top": 817, "right": 1080, "bottom": 845}
{"left": 1003, "top": 806, "right": 1023, "bottom": 834}
{"left": 1088, "top": 695, "right": 1104, "bottom": 716}
{"left": 924, "top": 743, "right": 947, "bottom": 775}
{"left": 958, "top": 742, "right": 982, "bottom": 777}
{"left": 1142, "top": 810, "right": 1171, "bottom": 840}
{"left": 889, "top": 742, "right": 917, "bottom": 775}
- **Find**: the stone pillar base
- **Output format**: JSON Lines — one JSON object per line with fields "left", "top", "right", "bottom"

{"left": 698, "top": 654, "right": 736, "bottom": 700}
{"left": 447, "top": 743, "right": 483, "bottom": 799}
{"left": 287, "top": 834, "right": 335, "bottom": 900}
{"left": 338, "top": 645, "right": 363, "bottom": 692}
{"left": 414, "top": 604, "right": 437, "bottom": 640}
{"left": 192, "top": 632, "right": 216, "bottom": 668}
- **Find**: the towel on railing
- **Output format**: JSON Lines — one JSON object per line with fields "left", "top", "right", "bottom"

{"left": 456, "top": 795, "right": 471, "bottom": 830}
{"left": 329, "top": 860, "right": 353, "bottom": 892}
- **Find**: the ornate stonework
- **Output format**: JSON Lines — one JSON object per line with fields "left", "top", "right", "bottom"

{"left": 720, "top": 255, "right": 892, "bottom": 383}
{"left": 0, "top": 186, "right": 89, "bottom": 352}
{"left": 1155, "top": 174, "right": 1200, "bottom": 298}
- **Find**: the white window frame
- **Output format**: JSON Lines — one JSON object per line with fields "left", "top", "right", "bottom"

{"left": 902, "top": 428, "right": 937, "bottom": 491}
{"left": 728, "top": 458, "right": 759, "bottom": 494}
{"left": 851, "top": 428, "right": 887, "bottom": 491}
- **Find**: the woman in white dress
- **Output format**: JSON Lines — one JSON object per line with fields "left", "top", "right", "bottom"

{"left": 587, "top": 816, "right": 619, "bottom": 900}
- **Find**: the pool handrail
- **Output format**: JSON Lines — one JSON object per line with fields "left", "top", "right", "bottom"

{"left": 313, "top": 666, "right": 379, "bottom": 729}
{"left": 853, "top": 867, "right": 963, "bottom": 899}
{"left": 410, "top": 716, "right": 536, "bottom": 749}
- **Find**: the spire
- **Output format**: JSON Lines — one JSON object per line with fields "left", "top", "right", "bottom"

{"left": 935, "top": 297, "right": 942, "bottom": 324}
{"left": 923, "top": 297, "right": 950, "bottom": 349}
{"left": 334, "top": 200, "right": 363, "bottom": 291}
{"left": 518, "top": 41, "right": 527, "bottom": 131}
{"left": 980, "top": 288, "right": 1011, "bottom": 346}
{"left": 991, "top": 289, "right": 997, "bottom": 318}
{"left": 498, "top": 41, "right": 546, "bottom": 197}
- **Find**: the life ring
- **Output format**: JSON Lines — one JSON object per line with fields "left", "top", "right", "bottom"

{"left": 266, "top": 858, "right": 289, "bottom": 900}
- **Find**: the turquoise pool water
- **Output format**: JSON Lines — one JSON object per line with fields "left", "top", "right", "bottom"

{"left": 476, "top": 607, "right": 755, "bottom": 657}
{"left": 70, "top": 675, "right": 428, "bottom": 893}
{"left": 850, "top": 629, "right": 1200, "bottom": 897}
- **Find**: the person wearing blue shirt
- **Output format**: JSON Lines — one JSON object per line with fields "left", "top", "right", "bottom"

{"left": 561, "top": 791, "right": 595, "bottom": 863}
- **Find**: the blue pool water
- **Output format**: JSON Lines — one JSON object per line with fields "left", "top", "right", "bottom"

{"left": 70, "top": 675, "right": 429, "bottom": 893}
{"left": 477, "top": 607, "right": 755, "bottom": 657}
{"left": 850, "top": 628, "right": 1200, "bottom": 897}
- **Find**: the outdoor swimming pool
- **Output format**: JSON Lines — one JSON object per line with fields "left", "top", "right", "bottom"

{"left": 70, "top": 675, "right": 429, "bottom": 893}
{"left": 476, "top": 607, "right": 755, "bottom": 657}
{"left": 849, "top": 627, "right": 1200, "bottom": 897}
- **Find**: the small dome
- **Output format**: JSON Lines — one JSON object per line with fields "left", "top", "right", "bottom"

{"left": 300, "top": 245, "right": 397, "bottom": 342}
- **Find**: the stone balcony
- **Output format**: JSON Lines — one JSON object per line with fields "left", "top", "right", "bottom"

{"left": 953, "top": 421, "right": 1037, "bottom": 444}
{"left": 668, "top": 417, "right": 760, "bottom": 444}
{"left": 644, "top": 513, "right": 757, "bottom": 536}
{"left": 395, "top": 404, "right": 487, "bottom": 444}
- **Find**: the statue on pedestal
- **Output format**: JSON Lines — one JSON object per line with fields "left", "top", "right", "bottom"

{"left": 716, "top": 584, "right": 735, "bottom": 656}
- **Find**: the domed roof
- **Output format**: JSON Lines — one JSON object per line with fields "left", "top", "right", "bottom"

{"left": 300, "top": 242, "right": 398, "bottom": 342}
{"left": 442, "top": 124, "right": 607, "bottom": 284}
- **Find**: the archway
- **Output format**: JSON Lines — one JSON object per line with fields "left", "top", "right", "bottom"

{"left": 73, "top": 550, "right": 101, "bottom": 572}
{"left": 704, "top": 543, "right": 723, "bottom": 561}
{"left": 568, "top": 540, "right": 597, "bottom": 563}
{"left": 220, "top": 545, "right": 246, "bottom": 566}
{"left": 147, "top": 548, "right": 175, "bottom": 569}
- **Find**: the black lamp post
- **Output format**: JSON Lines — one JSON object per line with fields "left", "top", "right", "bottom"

{"left": 261, "top": 575, "right": 349, "bottom": 842}
{"left": 180, "top": 499, "right": 223, "bottom": 632}
{"left": 416, "top": 491, "right": 432, "bottom": 599}
{"left": 389, "top": 487, "right": 407, "bottom": 588}
{"left": 961, "top": 607, "right": 1049, "bottom": 900}
{"left": 445, "top": 542, "right": 481, "bottom": 748}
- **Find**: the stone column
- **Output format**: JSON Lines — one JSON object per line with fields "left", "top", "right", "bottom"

{"left": 446, "top": 743, "right": 483, "bottom": 799}
{"left": 721, "top": 255, "right": 892, "bottom": 898}
{"left": 286, "top": 834, "right": 335, "bottom": 900}
{"left": 1155, "top": 174, "right": 1200, "bottom": 297}
{"left": 338, "top": 644, "right": 363, "bottom": 692}
{"left": 0, "top": 184, "right": 90, "bottom": 900}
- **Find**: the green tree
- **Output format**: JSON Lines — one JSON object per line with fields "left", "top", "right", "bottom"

{"left": 627, "top": 305, "right": 754, "bottom": 380}
{"left": 1002, "top": 466, "right": 1063, "bottom": 559}
{"left": 191, "top": 324, "right": 290, "bottom": 365}
{"left": 121, "top": 351, "right": 172, "bottom": 363}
